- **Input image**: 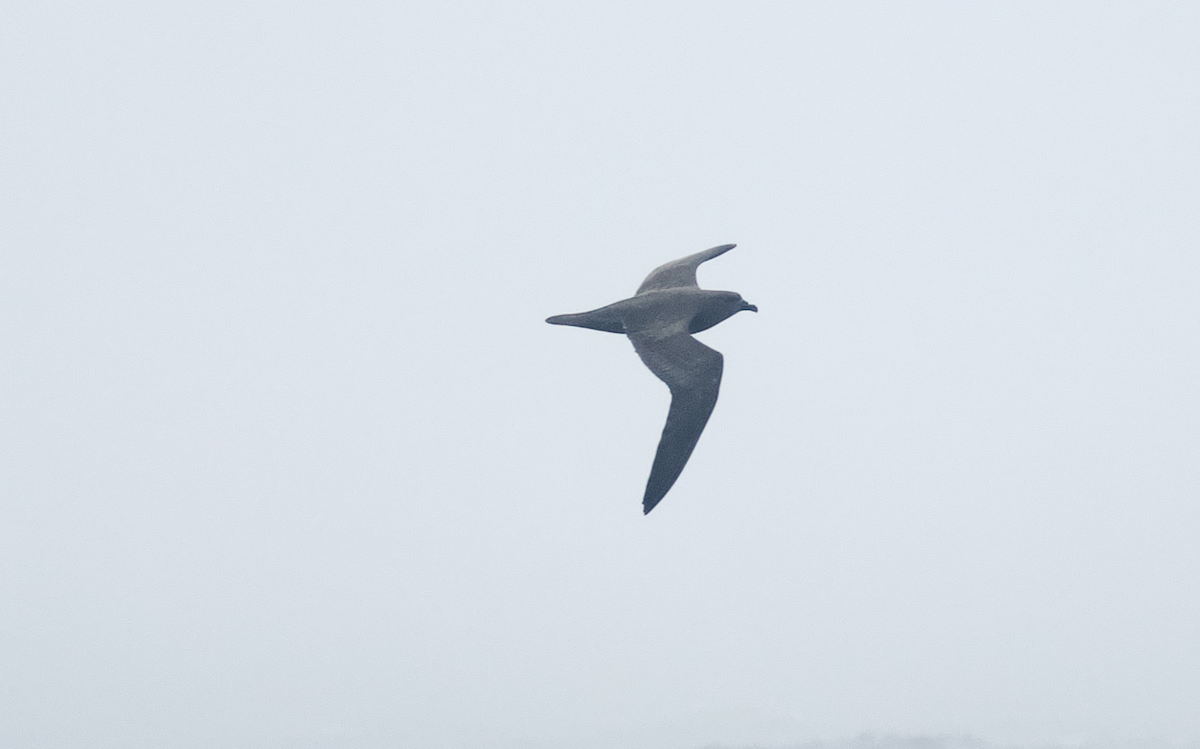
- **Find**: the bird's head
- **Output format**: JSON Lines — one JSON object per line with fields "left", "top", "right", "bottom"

{"left": 689, "top": 291, "right": 757, "bottom": 334}
{"left": 721, "top": 293, "right": 758, "bottom": 318}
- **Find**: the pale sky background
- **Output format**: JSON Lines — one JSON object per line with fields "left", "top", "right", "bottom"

{"left": 2, "top": 3, "right": 1198, "bottom": 749}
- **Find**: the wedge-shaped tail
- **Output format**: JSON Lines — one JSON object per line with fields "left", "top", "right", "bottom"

{"left": 545, "top": 303, "right": 625, "bottom": 333}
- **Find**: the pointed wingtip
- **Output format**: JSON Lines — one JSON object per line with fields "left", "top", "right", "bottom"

{"left": 702, "top": 243, "right": 735, "bottom": 257}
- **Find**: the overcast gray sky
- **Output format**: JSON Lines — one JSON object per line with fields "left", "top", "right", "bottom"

{"left": 2, "top": 3, "right": 1198, "bottom": 749}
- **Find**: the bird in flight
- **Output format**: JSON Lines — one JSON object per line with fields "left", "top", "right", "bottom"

{"left": 547, "top": 244, "right": 757, "bottom": 514}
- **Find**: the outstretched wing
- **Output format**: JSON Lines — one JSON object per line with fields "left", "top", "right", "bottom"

{"left": 636, "top": 244, "right": 736, "bottom": 295}
{"left": 628, "top": 326, "right": 724, "bottom": 514}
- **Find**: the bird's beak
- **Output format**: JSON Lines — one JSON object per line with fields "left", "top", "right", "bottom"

{"left": 742, "top": 302, "right": 758, "bottom": 313}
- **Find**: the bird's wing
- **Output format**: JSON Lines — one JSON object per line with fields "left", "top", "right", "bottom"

{"left": 628, "top": 326, "right": 724, "bottom": 514}
{"left": 635, "top": 244, "right": 736, "bottom": 295}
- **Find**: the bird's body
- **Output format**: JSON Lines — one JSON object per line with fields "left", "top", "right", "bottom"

{"left": 547, "top": 244, "right": 756, "bottom": 514}
{"left": 546, "top": 288, "right": 745, "bottom": 335}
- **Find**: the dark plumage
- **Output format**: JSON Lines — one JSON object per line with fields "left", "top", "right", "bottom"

{"left": 546, "top": 244, "right": 757, "bottom": 514}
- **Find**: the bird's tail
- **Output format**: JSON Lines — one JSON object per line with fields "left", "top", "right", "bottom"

{"left": 545, "top": 306, "right": 625, "bottom": 333}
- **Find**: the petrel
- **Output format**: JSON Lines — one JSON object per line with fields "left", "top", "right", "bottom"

{"left": 547, "top": 244, "right": 757, "bottom": 514}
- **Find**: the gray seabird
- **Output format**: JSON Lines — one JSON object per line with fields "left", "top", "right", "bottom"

{"left": 547, "top": 244, "right": 757, "bottom": 514}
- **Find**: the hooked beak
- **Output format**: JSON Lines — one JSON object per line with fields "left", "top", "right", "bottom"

{"left": 742, "top": 301, "right": 758, "bottom": 313}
